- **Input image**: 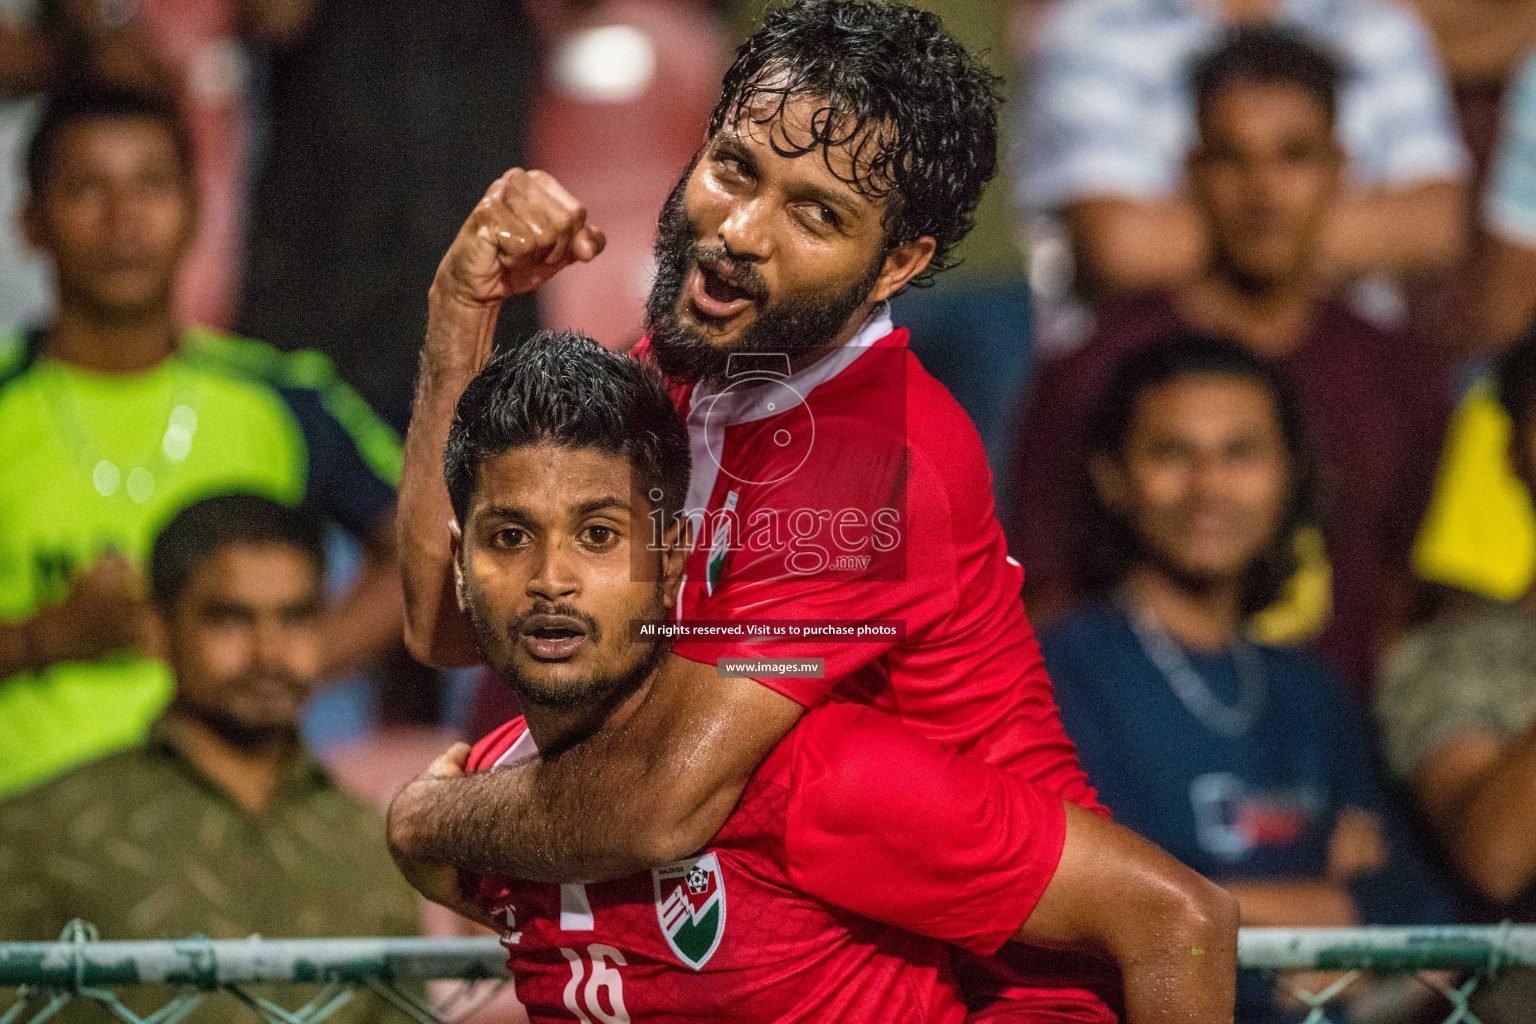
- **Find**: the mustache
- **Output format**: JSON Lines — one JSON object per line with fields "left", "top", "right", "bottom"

{"left": 508, "top": 602, "right": 603, "bottom": 643}
{"left": 693, "top": 246, "right": 769, "bottom": 303}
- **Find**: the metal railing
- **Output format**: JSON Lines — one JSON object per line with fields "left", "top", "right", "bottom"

{"left": 3, "top": 923, "right": 1535, "bottom": 1023}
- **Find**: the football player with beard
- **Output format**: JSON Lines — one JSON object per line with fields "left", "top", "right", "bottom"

{"left": 393, "top": 3, "right": 1231, "bottom": 1019}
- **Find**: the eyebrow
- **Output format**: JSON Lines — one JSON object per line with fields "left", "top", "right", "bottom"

{"left": 476, "top": 497, "right": 631, "bottom": 523}
{"left": 573, "top": 496, "right": 631, "bottom": 517}
{"left": 717, "top": 131, "right": 870, "bottom": 221}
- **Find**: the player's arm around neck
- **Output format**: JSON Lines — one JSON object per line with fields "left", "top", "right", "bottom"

{"left": 1022, "top": 804, "right": 1239, "bottom": 1024}
{"left": 391, "top": 655, "right": 804, "bottom": 883}
{"left": 400, "top": 168, "right": 605, "bottom": 667}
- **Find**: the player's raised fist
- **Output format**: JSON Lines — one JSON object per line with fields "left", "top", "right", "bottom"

{"left": 433, "top": 168, "right": 606, "bottom": 307}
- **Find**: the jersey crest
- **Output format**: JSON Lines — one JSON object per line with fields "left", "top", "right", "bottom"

{"left": 653, "top": 852, "right": 726, "bottom": 970}
{"left": 705, "top": 490, "right": 739, "bottom": 596}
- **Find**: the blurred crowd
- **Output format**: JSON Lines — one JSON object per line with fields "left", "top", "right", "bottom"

{"left": 7, "top": 0, "right": 1536, "bottom": 1021}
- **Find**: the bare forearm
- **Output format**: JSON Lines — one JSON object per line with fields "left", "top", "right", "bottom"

{"left": 1098, "top": 866, "right": 1237, "bottom": 1024}
{"left": 399, "top": 290, "right": 499, "bottom": 667}
{"left": 390, "top": 748, "right": 676, "bottom": 884}
{"left": 1446, "top": 734, "right": 1536, "bottom": 901}
{"left": 0, "top": 619, "right": 46, "bottom": 679}
{"left": 1018, "top": 805, "right": 1237, "bottom": 1024}
{"left": 1408, "top": 0, "right": 1536, "bottom": 84}
{"left": 389, "top": 664, "right": 799, "bottom": 883}
{"left": 1223, "top": 880, "right": 1358, "bottom": 927}
{"left": 1481, "top": 236, "right": 1536, "bottom": 349}
{"left": 387, "top": 823, "right": 499, "bottom": 928}
{"left": 1319, "top": 182, "right": 1467, "bottom": 280}
{"left": 318, "top": 554, "right": 403, "bottom": 677}
{"left": 1116, "top": 916, "right": 1237, "bottom": 1024}
{"left": 0, "top": 607, "right": 120, "bottom": 679}
{"left": 1063, "top": 198, "right": 1208, "bottom": 294}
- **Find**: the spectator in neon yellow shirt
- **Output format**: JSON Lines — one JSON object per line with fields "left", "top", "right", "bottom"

{"left": 0, "top": 86, "right": 404, "bottom": 798}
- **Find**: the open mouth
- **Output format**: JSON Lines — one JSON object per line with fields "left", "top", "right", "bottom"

{"left": 689, "top": 262, "right": 757, "bottom": 320}
{"left": 520, "top": 615, "right": 590, "bottom": 662}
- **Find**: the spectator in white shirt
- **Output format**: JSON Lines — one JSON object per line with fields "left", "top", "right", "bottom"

{"left": 1022, "top": 0, "right": 1469, "bottom": 299}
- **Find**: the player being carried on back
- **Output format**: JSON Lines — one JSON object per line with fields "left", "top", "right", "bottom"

{"left": 392, "top": 2, "right": 1230, "bottom": 1019}
{"left": 387, "top": 330, "right": 1236, "bottom": 1022}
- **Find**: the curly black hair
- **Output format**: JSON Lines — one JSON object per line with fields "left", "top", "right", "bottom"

{"left": 711, "top": 0, "right": 1003, "bottom": 287}
{"left": 444, "top": 330, "right": 691, "bottom": 528}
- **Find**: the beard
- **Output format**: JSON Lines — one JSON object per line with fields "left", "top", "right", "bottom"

{"left": 643, "top": 175, "right": 885, "bottom": 387}
{"left": 466, "top": 590, "right": 670, "bottom": 715}
{"left": 172, "top": 671, "right": 305, "bottom": 753}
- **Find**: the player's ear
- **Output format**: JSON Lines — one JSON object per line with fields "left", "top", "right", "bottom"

{"left": 449, "top": 518, "right": 468, "bottom": 613}
{"left": 867, "top": 236, "right": 937, "bottom": 305}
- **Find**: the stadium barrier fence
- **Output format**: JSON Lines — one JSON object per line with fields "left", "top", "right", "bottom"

{"left": 3, "top": 922, "right": 1535, "bottom": 1023}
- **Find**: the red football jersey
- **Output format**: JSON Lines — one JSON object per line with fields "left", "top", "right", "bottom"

{"left": 634, "top": 315, "right": 1120, "bottom": 1019}
{"left": 464, "top": 702, "right": 1067, "bottom": 1024}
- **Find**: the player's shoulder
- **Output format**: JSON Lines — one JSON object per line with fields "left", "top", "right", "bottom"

{"left": 177, "top": 326, "right": 346, "bottom": 393}
{"left": 781, "top": 702, "right": 927, "bottom": 780}
{"left": 628, "top": 335, "right": 693, "bottom": 413}
{"left": 467, "top": 717, "right": 531, "bottom": 773}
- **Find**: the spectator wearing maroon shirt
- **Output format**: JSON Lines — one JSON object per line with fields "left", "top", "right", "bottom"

{"left": 1008, "top": 27, "right": 1451, "bottom": 694}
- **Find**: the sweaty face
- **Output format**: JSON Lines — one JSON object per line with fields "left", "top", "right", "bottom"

{"left": 28, "top": 116, "right": 193, "bottom": 319}
{"left": 645, "top": 94, "right": 892, "bottom": 386}
{"left": 457, "top": 444, "right": 672, "bottom": 712}
{"left": 1188, "top": 83, "right": 1341, "bottom": 292}
{"left": 163, "top": 543, "right": 323, "bottom": 748}
{"left": 1098, "top": 374, "right": 1291, "bottom": 588}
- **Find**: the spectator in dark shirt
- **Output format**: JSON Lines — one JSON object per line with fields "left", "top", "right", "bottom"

{"left": 1011, "top": 27, "right": 1451, "bottom": 692}
{"left": 1041, "top": 335, "right": 1452, "bottom": 1022}
{"left": 0, "top": 494, "right": 419, "bottom": 1024}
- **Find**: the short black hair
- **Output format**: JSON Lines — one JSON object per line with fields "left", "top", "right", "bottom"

{"left": 1080, "top": 333, "right": 1323, "bottom": 617}
{"left": 712, "top": 0, "right": 1002, "bottom": 287}
{"left": 1497, "top": 325, "right": 1536, "bottom": 437}
{"left": 27, "top": 84, "right": 194, "bottom": 195}
{"left": 150, "top": 494, "right": 325, "bottom": 606}
{"left": 1191, "top": 25, "right": 1344, "bottom": 128}
{"left": 444, "top": 330, "right": 691, "bottom": 527}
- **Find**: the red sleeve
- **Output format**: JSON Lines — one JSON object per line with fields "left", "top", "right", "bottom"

{"left": 672, "top": 426, "right": 955, "bottom": 707}
{"left": 780, "top": 703, "right": 1067, "bottom": 957}
{"left": 465, "top": 717, "right": 528, "bottom": 772}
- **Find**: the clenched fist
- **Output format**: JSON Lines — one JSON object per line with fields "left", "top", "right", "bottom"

{"left": 433, "top": 168, "right": 606, "bottom": 308}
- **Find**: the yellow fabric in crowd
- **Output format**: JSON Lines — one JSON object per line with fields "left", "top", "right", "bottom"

{"left": 1413, "top": 381, "right": 1536, "bottom": 600}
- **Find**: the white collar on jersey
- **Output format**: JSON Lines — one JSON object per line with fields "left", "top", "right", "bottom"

{"left": 679, "top": 307, "right": 895, "bottom": 519}
{"left": 687, "top": 305, "right": 895, "bottom": 427}
{"left": 491, "top": 727, "right": 539, "bottom": 768}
